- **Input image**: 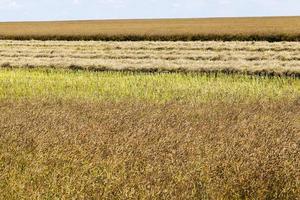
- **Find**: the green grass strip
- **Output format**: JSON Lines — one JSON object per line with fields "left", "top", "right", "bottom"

{"left": 0, "top": 68, "right": 299, "bottom": 103}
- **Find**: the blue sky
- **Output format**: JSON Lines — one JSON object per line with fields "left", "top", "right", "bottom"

{"left": 0, "top": 0, "right": 299, "bottom": 22}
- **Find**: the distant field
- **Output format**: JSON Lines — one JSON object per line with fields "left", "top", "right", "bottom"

{"left": 1, "top": 40, "right": 300, "bottom": 77}
{"left": 0, "top": 16, "right": 300, "bottom": 41}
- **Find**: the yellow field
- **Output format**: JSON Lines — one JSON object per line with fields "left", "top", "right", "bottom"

{"left": 0, "top": 16, "right": 300, "bottom": 41}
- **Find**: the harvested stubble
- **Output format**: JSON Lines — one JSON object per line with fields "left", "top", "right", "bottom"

{"left": 0, "top": 69, "right": 300, "bottom": 199}
{"left": 1, "top": 40, "right": 300, "bottom": 77}
{"left": 0, "top": 16, "right": 300, "bottom": 41}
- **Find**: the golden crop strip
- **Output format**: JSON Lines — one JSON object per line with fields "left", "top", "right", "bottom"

{"left": 0, "top": 16, "right": 300, "bottom": 41}
{"left": 1, "top": 40, "right": 300, "bottom": 77}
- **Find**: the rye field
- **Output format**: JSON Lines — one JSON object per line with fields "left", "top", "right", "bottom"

{"left": 0, "top": 17, "right": 300, "bottom": 199}
{"left": 0, "top": 16, "right": 300, "bottom": 41}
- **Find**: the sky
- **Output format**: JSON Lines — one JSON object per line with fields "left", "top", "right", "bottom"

{"left": 0, "top": 0, "right": 299, "bottom": 22}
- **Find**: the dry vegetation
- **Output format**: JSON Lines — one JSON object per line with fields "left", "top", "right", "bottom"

{"left": 0, "top": 68, "right": 300, "bottom": 199}
{"left": 1, "top": 99, "right": 299, "bottom": 199}
{"left": 1, "top": 40, "right": 300, "bottom": 77}
{"left": 0, "top": 16, "right": 300, "bottom": 41}
{"left": 1, "top": 16, "right": 300, "bottom": 198}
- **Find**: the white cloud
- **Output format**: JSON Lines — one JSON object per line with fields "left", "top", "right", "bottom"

{"left": 0, "top": 0, "right": 20, "bottom": 10}
{"left": 72, "top": 0, "right": 80, "bottom": 5}
{"left": 172, "top": 3, "right": 181, "bottom": 8}
{"left": 97, "top": 0, "right": 124, "bottom": 4}
{"left": 97, "top": 0, "right": 125, "bottom": 8}
{"left": 219, "top": 0, "right": 231, "bottom": 5}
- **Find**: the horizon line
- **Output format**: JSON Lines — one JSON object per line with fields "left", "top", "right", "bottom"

{"left": 1, "top": 15, "right": 299, "bottom": 23}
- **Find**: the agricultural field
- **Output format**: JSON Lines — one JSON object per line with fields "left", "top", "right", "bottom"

{"left": 0, "top": 16, "right": 300, "bottom": 41}
{"left": 1, "top": 40, "right": 300, "bottom": 77}
{"left": 0, "top": 17, "right": 300, "bottom": 199}
{"left": 1, "top": 68, "right": 300, "bottom": 199}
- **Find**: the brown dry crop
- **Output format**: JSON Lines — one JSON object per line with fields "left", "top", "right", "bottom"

{"left": 0, "top": 68, "right": 299, "bottom": 198}
{"left": 0, "top": 99, "right": 299, "bottom": 199}
{"left": 0, "top": 16, "right": 300, "bottom": 41}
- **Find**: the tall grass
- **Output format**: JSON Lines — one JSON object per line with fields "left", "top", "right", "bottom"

{"left": 1, "top": 69, "right": 299, "bottom": 199}
{"left": 1, "top": 99, "right": 299, "bottom": 199}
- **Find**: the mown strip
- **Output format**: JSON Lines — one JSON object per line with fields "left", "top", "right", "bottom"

{"left": 1, "top": 40, "right": 299, "bottom": 78}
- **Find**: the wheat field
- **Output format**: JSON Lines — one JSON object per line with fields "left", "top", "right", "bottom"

{"left": 0, "top": 16, "right": 300, "bottom": 41}
{"left": 1, "top": 40, "right": 300, "bottom": 77}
